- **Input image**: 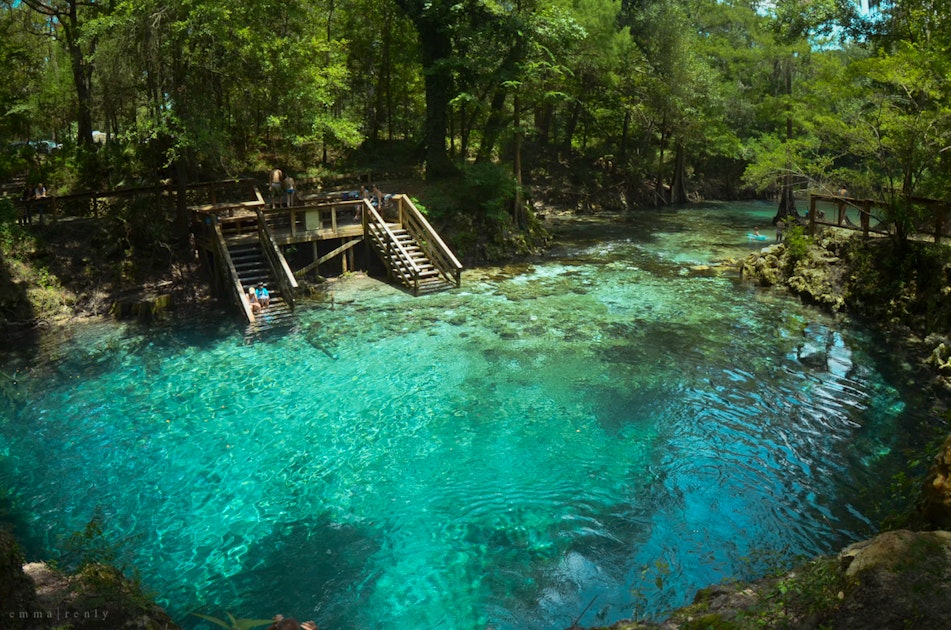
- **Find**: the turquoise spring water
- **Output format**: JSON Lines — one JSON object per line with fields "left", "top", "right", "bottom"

{"left": 0, "top": 201, "right": 937, "bottom": 629}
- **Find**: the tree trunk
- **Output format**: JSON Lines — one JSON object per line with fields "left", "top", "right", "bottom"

{"left": 513, "top": 91, "right": 524, "bottom": 228}
{"left": 670, "top": 143, "right": 688, "bottom": 204}
{"left": 562, "top": 100, "right": 581, "bottom": 153}
{"left": 59, "top": 9, "right": 95, "bottom": 148}
{"left": 400, "top": 9, "right": 456, "bottom": 179}
{"left": 654, "top": 126, "right": 668, "bottom": 206}
{"left": 535, "top": 103, "right": 552, "bottom": 145}
{"left": 619, "top": 109, "right": 631, "bottom": 165}
{"left": 174, "top": 155, "right": 190, "bottom": 245}
{"left": 476, "top": 88, "right": 508, "bottom": 163}
{"left": 459, "top": 102, "right": 471, "bottom": 158}
{"left": 382, "top": 3, "right": 394, "bottom": 141}
{"left": 776, "top": 63, "right": 797, "bottom": 221}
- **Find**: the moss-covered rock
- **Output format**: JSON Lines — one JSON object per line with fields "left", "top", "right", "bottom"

{"left": 21, "top": 561, "right": 181, "bottom": 629}
{"left": 0, "top": 528, "right": 41, "bottom": 629}
{"left": 918, "top": 435, "right": 951, "bottom": 530}
{"left": 110, "top": 291, "right": 174, "bottom": 323}
{"left": 586, "top": 529, "right": 951, "bottom": 630}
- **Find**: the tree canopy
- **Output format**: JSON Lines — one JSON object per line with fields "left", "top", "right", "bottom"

{"left": 0, "top": 0, "right": 947, "bottom": 226}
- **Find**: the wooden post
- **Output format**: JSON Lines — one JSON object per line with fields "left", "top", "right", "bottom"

{"left": 861, "top": 200, "right": 871, "bottom": 238}
{"left": 808, "top": 195, "right": 817, "bottom": 236}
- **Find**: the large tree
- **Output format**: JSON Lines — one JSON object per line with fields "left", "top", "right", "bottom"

{"left": 12, "top": 0, "right": 106, "bottom": 148}
{"left": 393, "top": 0, "right": 458, "bottom": 178}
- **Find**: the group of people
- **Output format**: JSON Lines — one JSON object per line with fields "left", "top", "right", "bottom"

{"left": 351, "top": 184, "right": 393, "bottom": 221}
{"left": 247, "top": 282, "right": 270, "bottom": 314}
{"left": 17, "top": 182, "right": 48, "bottom": 225}
{"left": 269, "top": 168, "right": 297, "bottom": 209}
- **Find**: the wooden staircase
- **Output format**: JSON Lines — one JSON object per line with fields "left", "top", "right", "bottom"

{"left": 367, "top": 224, "right": 454, "bottom": 294}
{"left": 227, "top": 240, "right": 295, "bottom": 327}
{"left": 206, "top": 210, "right": 299, "bottom": 326}
{"left": 364, "top": 196, "right": 463, "bottom": 295}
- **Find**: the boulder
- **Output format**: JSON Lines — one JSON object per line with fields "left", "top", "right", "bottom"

{"left": 918, "top": 434, "right": 951, "bottom": 529}
{"left": 0, "top": 529, "right": 40, "bottom": 629}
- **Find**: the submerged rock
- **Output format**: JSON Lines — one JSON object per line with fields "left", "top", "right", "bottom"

{"left": 110, "top": 292, "right": 174, "bottom": 323}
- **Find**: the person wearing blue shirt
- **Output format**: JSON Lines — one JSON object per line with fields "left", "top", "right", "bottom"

{"left": 256, "top": 282, "right": 270, "bottom": 308}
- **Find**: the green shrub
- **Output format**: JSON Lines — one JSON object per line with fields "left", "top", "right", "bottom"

{"left": 783, "top": 225, "right": 810, "bottom": 270}
{"left": 426, "top": 162, "right": 515, "bottom": 222}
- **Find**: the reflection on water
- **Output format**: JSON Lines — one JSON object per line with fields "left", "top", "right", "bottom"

{"left": 0, "top": 202, "right": 935, "bottom": 629}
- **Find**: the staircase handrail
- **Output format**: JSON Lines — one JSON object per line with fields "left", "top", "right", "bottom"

{"left": 213, "top": 220, "right": 256, "bottom": 323}
{"left": 363, "top": 201, "right": 422, "bottom": 288}
{"left": 255, "top": 208, "right": 298, "bottom": 309}
{"left": 393, "top": 195, "right": 463, "bottom": 286}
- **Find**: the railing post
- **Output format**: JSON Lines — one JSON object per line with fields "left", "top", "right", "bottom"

{"left": 808, "top": 194, "right": 816, "bottom": 236}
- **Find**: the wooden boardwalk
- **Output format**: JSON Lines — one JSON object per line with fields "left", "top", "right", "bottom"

{"left": 808, "top": 193, "right": 950, "bottom": 243}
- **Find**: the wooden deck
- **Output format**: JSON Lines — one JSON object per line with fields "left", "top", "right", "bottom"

{"left": 190, "top": 187, "right": 463, "bottom": 321}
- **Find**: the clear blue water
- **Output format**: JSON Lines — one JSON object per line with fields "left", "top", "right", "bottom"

{"left": 0, "top": 201, "right": 934, "bottom": 629}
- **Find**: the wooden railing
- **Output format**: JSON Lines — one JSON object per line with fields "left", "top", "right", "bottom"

{"left": 212, "top": 220, "right": 256, "bottom": 323}
{"left": 394, "top": 195, "right": 463, "bottom": 287}
{"left": 255, "top": 208, "right": 298, "bottom": 309}
{"left": 19, "top": 178, "right": 262, "bottom": 222}
{"left": 809, "top": 193, "right": 951, "bottom": 243}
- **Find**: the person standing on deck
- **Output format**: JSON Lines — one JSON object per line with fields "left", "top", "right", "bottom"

{"left": 269, "top": 168, "right": 284, "bottom": 208}
{"left": 284, "top": 175, "right": 296, "bottom": 207}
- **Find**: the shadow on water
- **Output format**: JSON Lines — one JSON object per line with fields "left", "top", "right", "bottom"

{"left": 0, "top": 456, "right": 47, "bottom": 559}
{"left": 180, "top": 516, "right": 381, "bottom": 629}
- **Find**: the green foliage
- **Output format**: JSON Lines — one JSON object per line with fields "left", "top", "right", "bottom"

{"left": 782, "top": 225, "right": 810, "bottom": 269}
{"left": 0, "top": 0, "right": 946, "bottom": 226}
{"left": 61, "top": 512, "right": 117, "bottom": 570}
{"left": 427, "top": 162, "right": 515, "bottom": 222}
{"left": 845, "top": 238, "right": 951, "bottom": 335}
{"left": 770, "top": 557, "right": 845, "bottom": 619}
